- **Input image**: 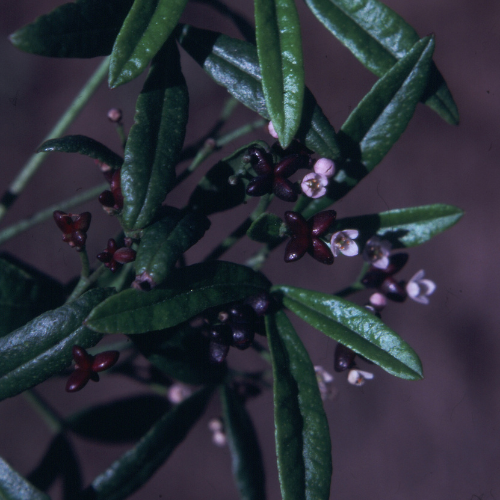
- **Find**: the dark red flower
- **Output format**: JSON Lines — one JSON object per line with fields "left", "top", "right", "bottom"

{"left": 99, "top": 169, "right": 123, "bottom": 213}
{"left": 284, "top": 210, "right": 337, "bottom": 264}
{"left": 97, "top": 238, "right": 136, "bottom": 272}
{"left": 361, "top": 253, "right": 408, "bottom": 302}
{"left": 53, "top": 211, "right": 91, "bottom": 251}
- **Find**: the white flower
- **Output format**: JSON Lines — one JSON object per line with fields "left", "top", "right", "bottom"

{"left": 167, "top": 383, "right": 192, "bottom": 404}
{"left": 347, "top": 369, "right": 374, "bottom": 386}
{"left": 314, "top": 366, "right": 336, "bottom": 401}
{"left": 406, "top": 270, "right": 436, "bottom": 304}
{"left": 208, "top": 417, "right": 226, "bottom": 446}
{"left": 301, "top": 172, "right": 329, "bottom": 198}
{"left": 369, "top": 292, "right": 387, "bottom": 310}
{"left": 313, "top": 158, "right": 335, "bottom": 178}
{"left": 268, "top": 121, "right": 279, "bottom": 139}
{"left": 330, "top": 230, "right": 359, "bottom": 257}
{"left": 362, "top": 236, "right": 392, "bottom": 269}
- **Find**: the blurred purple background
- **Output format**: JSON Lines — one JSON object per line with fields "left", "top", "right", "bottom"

{"left": 1, "top": 0, "right": 499, "bottom": 499}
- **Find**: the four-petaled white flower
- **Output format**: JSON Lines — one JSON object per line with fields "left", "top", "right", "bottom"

{"left": 313, "top": 158, "right": 335, "bottom": 178}
{"left": 406, "top": 270, "right": 436, "bottom": 304}
{"left": 330, "top": 230, "right": 359, "bottom": 257}
{"left": 301, "top": 172, "right": 329, "bottom": 198}
{"left": 362, "top": 236, "right": 392, "bottom": 269}
{"left": 347, "top": 369, "right": 374, "bottom": 386}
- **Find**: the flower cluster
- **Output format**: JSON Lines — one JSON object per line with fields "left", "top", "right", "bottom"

{"left": 96, "top": 238, "right": 136, "bottom": 272}
{"left": 53, "top": 211, "right": 91, "bottom": 251}
{"left": 301, "top": 158, "right": 336, "bottom": 199}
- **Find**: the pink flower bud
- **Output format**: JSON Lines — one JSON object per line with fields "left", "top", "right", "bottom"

{"left": 313, "top": 158, "right": 335, "bottom": 178}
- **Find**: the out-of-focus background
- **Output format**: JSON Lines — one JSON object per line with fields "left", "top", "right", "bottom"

{"left": 1, "top": 1, "right": 499, "bottom": 499}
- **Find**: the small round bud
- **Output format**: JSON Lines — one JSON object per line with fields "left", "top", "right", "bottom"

{"left": 268, "top": 121, "right": 279, "bottom": 138}
{"left": 313, "top": 158, "right": 335, "bottom": 178}
{"left": 107, "top": 108, "right": 122, "bottom": 123}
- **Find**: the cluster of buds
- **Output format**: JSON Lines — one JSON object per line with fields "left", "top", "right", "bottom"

{"left": 96, "top": 238, "right": 136, "bottom": 272}
{"left": 301, "top": 158, "right": 336, "bottom": 199}
{"left": 53, "top": 211, "right": 91, "bottom": 251}
{"left": 208, "top": 417, "right": 227, "bottom": 447}
{"left": 99, "top": 168, "right": 123, "bottom": 214}
{"left": 66, "top": 345, "right": 119, "bottom": 392}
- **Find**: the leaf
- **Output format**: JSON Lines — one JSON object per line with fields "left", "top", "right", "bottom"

{"left": 132, "top": 322, "right": 227, "bottom": 385}
{"left": 85, "top": 261, "right": 271, "bottom": 334}
{"left": 177, "top": 24, "right": 340, "bottom": 160}
{"left": 303, "top": 0, "right": 459, "bottom": 124}
{"left": 134, "top": 207, "right": 211, "bottom": 287}
{"left": 273, "top": 286, "right": 423, "bottom": 379}
{"left": 120, "top": 37, "right": 189, "bottom": 231}
{"left": 37, "top": 135, "right": 123, "bottom": 169}
{"left": 254, "top": 0, "right": 304, "bottom": 147}
{"left": 0, "top": 288, "right": 113, "bottom": 401}
{"left": 0, "top": 255, "right": 65, "bottom": 338}
{"left": 247, "top": 213, "right": 284, "bottom": 245}
{"left": 84, "top": 387, "right": 212, "bottom": 500}
{"left": 9, "top": 0, "right": 134, "bottom": 58}
{"left": 66, "top": 395, "right": 170, "bottom": 443}
{"left": 221, "top": 384, "right": 266, "bottom": 500}
{"left": 109, "top": 0, "right": 189, "bottom": 87}
{"left": 0, "top": 456, "right": 50, "bottom": 500}
{"left": 300, "top": 36, "right": 435, "bottom": 219}
{"left": 265, "top": 310, "right": 332, "bottom": 500}
{"left": 334, "top": 203, "right": 464, "bottom": 249}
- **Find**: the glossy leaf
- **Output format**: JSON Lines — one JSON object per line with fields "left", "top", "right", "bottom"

{"left": 134, "top": 207, "right": 210, "bottom": 287}
{"left": 0, "top": 288, "right": 113, "bottom": 401}
{"left": 221, "top": 384, "right": 266, "bottom": 500}
{"left": 85, "top": 261, "right": 271, "bottom": 334}
{"left": 0, "top": 456, "right": 50, "bottom": 500}
{"left": 177, "top": 24, "right": 340, "bottom": 160}
{"left": 120, "top": 38, "right": 189, "bottom": 231}
{"left": 304, "top": 0, "right": 459, "bottom": 124}
{"left": 67, "top": 395, "right": 170, "bottom": 443}
{"left": 247, "top": 213, "right": 284, "bottom": 245}
{"left": 9, "top": 0, "right": 134, "bottom": 58}
{"left": 266, "top": 310, "right": 332, "bottom": 500}
{"left": 37, "top": 135, "right": 123, "bottom": 169}
{"left": 0, "top": 255, "right": 65, "bottom": 338}
{"left": 274, "top": 286, "right": 423, "bottom": 379}
{"left": 255, "top": 0, "right": 304, "bottom": 147}
{"left": 334, "top": 204, "right": 464, "bottom": 249}
{"left": 301, "top": 36, "right": 435, "bottom": 219}
{"left": 109, "top": 0, "right": 189, "bottom": 87}
{"left": 84, "top": 387, "right": 212, "bottom": 500}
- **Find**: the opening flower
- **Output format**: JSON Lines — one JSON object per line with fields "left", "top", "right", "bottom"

{"left": 330, "top": 230, "right": 359, "bottom": 257}
{"left": 362, "top": 236, "right": 392, "bottom": 269}
{"left": 301, "top": 172, "right": 328, "bottom": 198}
{"left": 347, "top": 369, "right": 374, "bottom": 386}
{"left": 406, "top": 270, "right": 436, "bottom": 304}
{"left": 53, "top": 211, "right": 91, "bottom": 252}
{"left": 315, "top": 366, "right": 336, "bottom": 400}
{"left": 313, "top": 158, "right": 335, "bottom": 178}
{"left": 97, "top": 238, "right": 136, "bottom": 272}
{"left": 99, "top": 169, "right": 123, "bottom": 214}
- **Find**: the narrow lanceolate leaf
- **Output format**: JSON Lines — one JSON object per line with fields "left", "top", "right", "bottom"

{"left": 334, "top": 204, "right": 464, "bottom": 249}
{"left": 134, "top": 207, "right": 211, "bottom": 287}
{"left": 301, "top": 36, "right": 435, "bottom": 219}
{"left": 177, "top": 24, "right": 340, "bottom": 160}
{"left": 37, "top": 135, "right": 123, "bottom": 169}
{"left": 254, "top": 0, "right": 304, "bottom": 147}
{"left": 9, "top": 0, "right": 134, "bottom": 58}
{"left": 0, "top": 289, "right": 113, "bottom": 401}
{"left": 274, "top": 286, "right": 423, "bottom": 379}
{"left": 109, "top": 0, "right": 189, "bottom": 87}
{"left": 121, "top": 38, "right": 189, "bottom": 231}
{"left": 221, "top": 385, "right": 266, "bottom": 500}
{"left": 266, "top": 311, "right": 332, "bottom": 500}
{"left": 85, "top": 261, "right": 271, "bottom": 334}
{"left": 85, "top": 387, "right": 212, "bottom": 500}
{"left": 0, "top": 456, "right": 50, "bottom": 500}
{"left": 303, "top": 0, "right": 459, "bottom": 124}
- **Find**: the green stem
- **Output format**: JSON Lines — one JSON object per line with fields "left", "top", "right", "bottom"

{"left": 66, "top": 264, "right": 106, "bottom": 303}
{"left": 204, "top": 194, "right": 271, "bottom": 262}
{"left": 0, "top": 57, "right": 110, "bottom": 222}
{"left": 79, "top": 249, "right": 90, "bottom": 279}
{"left": 0, "top": 182, "right": 108, "bottom": 245}
{"left": 333, "top": 262, "right": 370, "bottom": 297}
{"left": 23, "top": 390, "right": 64, "bottom": 434}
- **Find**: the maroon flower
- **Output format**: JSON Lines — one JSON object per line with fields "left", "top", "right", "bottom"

{"left": 66, "top": 345, "right": 119, "bottom": 392}
{"left": 97, "top": 238, "right": 136, "bottom": 272}
{"left": 284, "top": 210, "right": 337, "bottom": 264}
{"left": 53, "top": 211, "right": 91, "bottom": 251}
{"left": 99, "top": 169, "right": 123, "bottom": 213}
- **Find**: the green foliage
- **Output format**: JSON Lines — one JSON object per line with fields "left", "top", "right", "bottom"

{"left": 0, "top": 456, "right": 50, "bottom": 500}
{"left": 247, "top": 212, "right": 284, "bottom": 245}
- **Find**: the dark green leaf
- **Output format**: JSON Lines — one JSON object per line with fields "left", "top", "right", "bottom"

{"left": 301, "top": 36, "right": 435, "bottom": 219}
{"left": 0, "top": 288, "right": 113, "bottom": 401}
{"left": 9, "top": 0, "right": 134, "bottom": 58}
{"left": 303, "top": 0, "right": 459, "bottom": 124}
{"left": 273, "top": 286, "right": 423, "bottom": 379}
{"left": 84, "top": 387, "right": 212, "bottom": 500}
{"left": 334, "top": 203, "right": 464, "bottom": 249}
{"left": 0, "top": 456, "right": 50, "bottom": 500}
{"left": 266, "top": 310, "right": 332, "bottom": 500}
{"left": 67, "top": 395, "right": 170, "bottom": 443}
{"left": 247, "top": 213, "right": 284, "bottom": 245}
{"left": 0, "top": 255, "right": 65, "bottom": 338}
{"left": 134, "top": 207, "right": 210, "bottom": 287}
{"left": 255, "top": 0, "right": 304, "bottom": 147}
{"left": 37, "top": 135, "right": 123, "bottom": 169}
{"left": 177, "top": 24, "right": 340, "bottom": 159}
{"left": 85, "top": 261, "right": 271, "bottom": 334}
{"left": 221, "top": 384, "right": 266, "bottom": 500}
{"left": 121, "top": 38, "right": 189, "bottom": 231}
{"left": 109, "top": 0, "right": 189, "bottom": 87}
{"left": 132, "top": 322, "right": 227, "bottom": 385}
